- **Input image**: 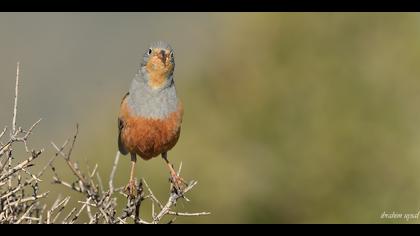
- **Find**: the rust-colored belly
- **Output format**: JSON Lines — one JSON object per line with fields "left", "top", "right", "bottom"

{"left": 119, "top": 98, "right": 183, "bottom": 160}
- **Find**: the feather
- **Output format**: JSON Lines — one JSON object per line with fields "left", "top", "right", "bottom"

{"left": 118, "top": 93, "right": 130, "bottom": 155}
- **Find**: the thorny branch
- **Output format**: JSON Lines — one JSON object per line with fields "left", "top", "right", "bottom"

{"left": 0, "top": 62, "right": 209, "bottom": 224}
{"left": 50, "top": 132, "right": 209, "bottom": 224}
{"left": 0, "top": 62, "right": 46, "bottom": 224}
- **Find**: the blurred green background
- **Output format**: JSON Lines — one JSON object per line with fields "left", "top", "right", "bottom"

{"left": 1, "top": 13, "right": 420, "bottom": 223}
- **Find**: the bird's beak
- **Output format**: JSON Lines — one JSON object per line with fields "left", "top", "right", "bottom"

{"left": 159, "top": 50, "right": 166, "bottom": 64}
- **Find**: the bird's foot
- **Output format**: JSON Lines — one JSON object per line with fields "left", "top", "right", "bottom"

{"left": 124, "top": 179, "right": 137, "bottom": 198}
{"left": 169, "top": 172, "right": 187, "bottom": 195}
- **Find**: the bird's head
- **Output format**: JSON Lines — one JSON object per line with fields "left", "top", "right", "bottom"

{"left": 140, "top": 41, "right": 175, "bottom": 90}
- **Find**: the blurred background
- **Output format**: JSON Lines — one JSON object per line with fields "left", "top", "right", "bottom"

{"left": 1, "top": 13, "right": 420, "bottom": 223}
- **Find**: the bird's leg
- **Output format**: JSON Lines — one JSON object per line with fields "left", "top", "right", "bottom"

{"left": 125, "top": 153, "right": 138, "bottom": 198}
{"left": 162, "top": 152, "right": 187, "bottom": 193}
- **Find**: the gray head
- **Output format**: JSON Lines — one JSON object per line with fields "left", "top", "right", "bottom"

{"left": 138, "top": 41, "right": 175, "bottom": 90}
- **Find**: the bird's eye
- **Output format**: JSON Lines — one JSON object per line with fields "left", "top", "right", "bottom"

{"left": 148, "top": 48, "right": 152, "bottom": 55}
{"left": 170, "top": 51, "right": 174, "bottom": 58}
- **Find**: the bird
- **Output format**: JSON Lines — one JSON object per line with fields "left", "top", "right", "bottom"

{"left": 118, "top": 41, "right": 185, "bottom": 197}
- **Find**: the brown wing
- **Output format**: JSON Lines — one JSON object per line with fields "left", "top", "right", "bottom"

{"left": 118, "top": 92, "right": 129, "bottom": 155}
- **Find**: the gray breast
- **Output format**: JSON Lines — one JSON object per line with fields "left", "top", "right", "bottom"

{"left": 127, "top": 77, "right": 179, "bottom": 119}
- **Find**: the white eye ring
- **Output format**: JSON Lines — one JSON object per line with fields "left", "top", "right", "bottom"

{"left": 148, "top": 48, "right": 152, "bottom": 55}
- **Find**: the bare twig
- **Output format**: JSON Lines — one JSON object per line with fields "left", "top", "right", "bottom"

{"left": 0, "top": 142, "right": 11, "bottom": 157}
{"left": 153, "top": 180, "right": 199, "bottom": 224}
{"left": 51, "top": 141, "right": 87, "bottom": 186}
{"left": 143, "top": 179, "right": 163, "bottom": 209}
{"left": 21, "top": 168, "right": 42, "bottom": 182}
{"left": 66, "top": 124, "right": 79, "bottom": 161}
{"left": 96, "top": 172, "right": 104, "bottom": 195}
{"left": 52, "top": 177, "right": 82, "bottom": 193}
{"left": 12, "top": 62, "right": 19, "bottom": 135}
{"left": 168, "top": 211, "right": 211, "bottom": 217}
{"left": 37, "top": 140, "right": 68, "bottom": 178}
{"left": 69, "top": 197, "right": 91, "bottom": 224}
{"left": 62, "top": 207, "right": 77, "bottom": 224}
{"left": 16, "top": 204, "right": 35, "bottom": 224}
{"left": 109, "top": 151, "right": 120, "bottom": 193}
{"left": 8, "top": 192, "right": 49, "bottom": 205}
{"left": 0, "top": 150, "right": 43, "bottom": 182}
{"left": 47, "top": 196, "right": 70, "bottom": 224}
{"left": 0, "top": 126, "right": 6, "bottom": 140}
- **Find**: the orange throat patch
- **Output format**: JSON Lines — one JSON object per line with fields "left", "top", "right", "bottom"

{"left": 146, "top": 56, "right": 174, "bottom": 89}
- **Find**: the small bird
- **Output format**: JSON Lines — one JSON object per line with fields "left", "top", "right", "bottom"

{"left": 118, "top": 41, "right": 185, "bottom": 197}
